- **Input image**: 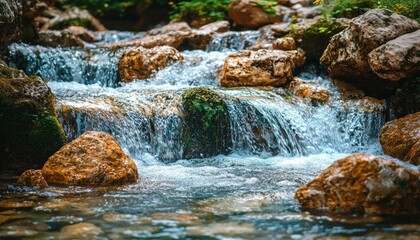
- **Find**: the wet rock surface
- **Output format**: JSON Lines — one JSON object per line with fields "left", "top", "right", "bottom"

{"left": 380, "top": 112, "right": 420, "bottom": 166}
{"left": 16, "top": 169, "right": 48, "bottom": 188}
{"left": 229, "top": 0, "right": 281, "bottom": 28}
{"left": 42, "top": 131, "right": 138, "bottom": 186}
{"left": 295, "top": 153, "right": 420, "bottom": 215}
{"left": 188, "top": 21, "right": 230, "bottom": 49}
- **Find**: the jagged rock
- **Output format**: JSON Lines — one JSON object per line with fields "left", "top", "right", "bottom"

{"left": 42, "top": 131, "right": 138, "bottom": 186}
{"left": 188, "top": 21, "right": 230, "bottom": 49}
{"left": 288, "top": 77, "right": 329, "bottom": 103}
{"left": 287, "top": 17, "right": 349, "bottom": 61}
{"left": 220, "top": 49, "right": 305, "bottom": 87}
{"left": 118, "top": 46, "right": 183, "bottom": 82}
{"left": 106, "top": 22, "right": 191, "bottom": 50}
{"left": 295, "top": 153, "right": 420, "bottom": 215}
{"left": 16, "top": 169, "right": 48, "bottom": 188}
{"left": 229, "top": 0, "right": 281, "bottom": 29}
{"left": 380, "top": 112, "right": 420, "bottom": 166}
{"left": 0, "top": 64, "right": 66, "bottom": 172}
{"left": 272, "top": 37, "right": 296, "bottom": 50}
{"left": 182, "top": 87, "right": 231, "bottom": 159}
{"left": 368, "top": 30, "right": 420, "bottom": 81}
{"left": 42, "top": 7, "right": 106, "bottom": 31}
{"left": 321, "top": 9, "right": 420, "bottom": 97}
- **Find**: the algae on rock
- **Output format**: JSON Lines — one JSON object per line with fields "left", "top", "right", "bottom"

{"left": 181, "top": 87, "right": 231, "bottom": 159}
{"left": 0, "top": 64, "right": 66, "bottom": 172}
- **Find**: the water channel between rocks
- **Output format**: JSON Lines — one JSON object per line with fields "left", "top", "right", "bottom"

{"left": 1, "top": 31, "right": 419, "bottom": 239}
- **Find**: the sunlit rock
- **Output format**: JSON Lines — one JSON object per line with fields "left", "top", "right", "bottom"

{"left": 321, "top": 9, "right": 420, "bottom": 97}
{"left": 42, "top": 131, "right": 138, "bottom": 186}
{"left": 229, "top": 0, "right": 281, "bottom": 29}
{"left": 220, "top": 49, "right": 305, "bottom": 87}
{"left": 16, "top": 169, "right": 48, "bottom": 188}
{"left": 188, "top": 21, "right": 230, "bottom": 49}
{"left": 0, "top": 200, "right": 34, "bottom": 209}
{"left": 380, "top": 112, "right": 420, "bottom": 165}
{"left": 287, "top": 77, "right": 329, "bottom": 103}
{"left": 42, "top": 7, "right": 106, "bottom": 31}
{"left": 272, "top": 37, "right": 296, "bottom": 50}
{"left": 187, "top": 222, "right": 256, "bottom": 237}
{"left": 106, "top": 22, "right": 191, "bottom": 49}
{"left": 295, "top": 153, "right": 420, "bottom": 215}
{"left": 181, "top": 87, "right": 231, "bottom": 159}
{"left": 368, "top": 29, "right": 420, "bottom": 81}
{"left": 0, "top": 64, "right": 66, "bottom": 172}
{"left": 118, "top": 46, "right": 183, "bottom": 82}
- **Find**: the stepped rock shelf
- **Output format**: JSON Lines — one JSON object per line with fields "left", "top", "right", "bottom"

{"left": 1, "top": 7, "right": 420, "bottom": 239}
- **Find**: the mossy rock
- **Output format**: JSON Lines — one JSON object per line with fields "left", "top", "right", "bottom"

{"left": 287, "top": 18, "right": 349, "bottom": 61}
{"left": 181, "top": 87, "right": 231, "bottom": 159}
{"left": 0, "top": 64, "right": 66, "bottom": 172}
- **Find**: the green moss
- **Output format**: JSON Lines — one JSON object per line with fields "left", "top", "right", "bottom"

{"left": 0, "top": 65, "right": 66, "bottom": 172}
{"left": 51, "top": 18, "right": 93, "bottom": 30}
{"left": 287, "top": 18, "right": 348, "bottom": 61}
{"left": 181, "top": 87, "right": 231, "bottom": 159}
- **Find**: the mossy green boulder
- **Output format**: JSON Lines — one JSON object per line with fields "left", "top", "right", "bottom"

{"left": 181, "top": 87, "right": 231, "bottom": 159}
{"left": 0, "top": 64, "right": 66, "bottom": 172}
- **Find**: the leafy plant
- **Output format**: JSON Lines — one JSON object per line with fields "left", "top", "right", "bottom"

{"left": 169, "top": 0, "right": 231, "bottom": 24}
{"left": 256, "top": 0, "right": 279, "bottom": 17}
{"left": 379, "top": 0, "right": 420, "bottom": 22}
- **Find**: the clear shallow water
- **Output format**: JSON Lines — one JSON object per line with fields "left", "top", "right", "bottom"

{"left": 2, "top": 36, "right": 419, "bottom": 239}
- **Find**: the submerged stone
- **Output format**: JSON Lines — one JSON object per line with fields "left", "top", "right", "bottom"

{"left": 42, "top": 131, "right": 138, "bottom": 186}
{"left": 295, "top": 153, "right": 420, "bottom": 215}
{"left": 0, "top": 64, "right": 66, "bottom": 172}
{"left": 181, "top": 87, "right": 231, "bottom": 159}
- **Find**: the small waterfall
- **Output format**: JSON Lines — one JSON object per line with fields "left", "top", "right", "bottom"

{"left": 206, "top": 31, "right": 261, "bottom": 52}
{"left": 8, "top": 43, "right": 123, "bottom": 87}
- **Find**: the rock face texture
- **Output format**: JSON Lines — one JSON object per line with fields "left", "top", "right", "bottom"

{"left": 181, "top": 87, "right": 231, "bottom": 159}
{"left": 0, "top": 64, "right": 66, "bottom": 172}
{"left": 220, "top": 49, "right": 305, "bottom": 87}
{"left": 380, "top": 112, "right": 420, "bottom": 166}
{"left": 272, "top": 37, "right": 296, "bottom": 51}
{"left": 368, "top": 29, "right": 420, "bottom": 81}
{"left": 42, "top": 131, "right": 138, "bottom": 186}
{"left": 118, "top": 46, "right": 183, "bottom": 82}
{"left": 321, "top": 9, "right": 420, "bottom": 97}
{"left": 295, "top": 153, "right": 420, "bottom": 215}
{"left": 0, "top": 0, "right": 22, "bottom": 53}
{"left": 17, "top": 169, "right": 48, "bottom": 188}
{"left": 288, "top": 78, "right": 329, "bottom": 103}
{"left": 229, "top": 0, "right": 281, "bottom": 28}
{"left": 188, "top": 21, "right": 230, "bottom": 49}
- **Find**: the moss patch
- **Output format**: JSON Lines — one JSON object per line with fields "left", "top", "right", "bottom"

{"left": 181, "top": 87, "right": 231, "bottom": 159}
{"left": 0, "top": 64, "right": 66, "bottom": 172}
{"left": 287, "top": 18, "right": 348, "bottom": 61}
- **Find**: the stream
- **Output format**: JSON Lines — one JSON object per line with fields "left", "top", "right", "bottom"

{"left": 1, "top": 31, "right": 419, "bottom": 239}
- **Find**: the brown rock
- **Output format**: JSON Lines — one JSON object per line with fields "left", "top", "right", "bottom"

{"left": 60, "top": 223, "right": 103, "bottom": 238}
{"left": 288, "top": 78, "right": 329, "bottom": 103}
{"left": 41, "top": 131, "right": 138, "bottom": 186}
{"left": 229, "top": 0, "right": 281, "bottom": 29}
{"left": 42, "top": 7, "right": 106, "bottom": 31}
{"left": 17, "top": 169, "right": 48, "bottom": 188}
{"left": 118, "top": 46, "right": 183, "bottom": 82}
{"left": 220, "top": 49, "right": 305, "bottom": 87}
{"left": 106, "top": 22, "right": 191, "bottom": 50}
{"left": 368, "top": 29, "right": 420, "bottom": 81}
{"left": 321, "top": 9, "right": 420, "bottom": 97}
{"left": 272, "top": 37, "right": 296, "bottom": 50}
{"left": 65, "top": 26, "right": 97, "bottom": 42}
{"left": 188, "top": 21, "right": 230, "bottom": 49}
{"left": 37, "top": 30, "right": 85, "bottom": 47}
{"left": 295, "top": 153, "right": 420, "bottom": 215}
{"left": 380, "top": 112, "right": 420, "bottom": 166}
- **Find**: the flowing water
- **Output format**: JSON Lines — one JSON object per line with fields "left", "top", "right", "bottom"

{"left": 1, "top": 32, "right": 419, "bottom": 239}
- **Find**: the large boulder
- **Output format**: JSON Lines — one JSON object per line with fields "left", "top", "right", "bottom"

{"left": 118, "top": 46, "right": 183, "bottom": 82}
{"left": 181, "top": 87, "right": 231, "bottom": 159}
{"left": 188, "top": 21, "right": 230, "bottom": 49}
{"left": 368, "top": 30, "right": 420, "bottom": 81}
{"left": 42, "top": 131, "right": 138, "bottom": 186}
{"left": 321, "top": 9, "right": 420, "bottom": 97}
{"left": 229, "top": 0, "right": 281, "bottom": 29}
{"left": 0, "top": 63, "right": 66, "bottom": 172}
{"left": 220, "top": 49, "right": 305, "bottom": 87}
{"left": 380, "top": 112, "right": 420, "bottom": 166}
{"left": 106, "top": 22, "right": 191, "bottom": 50}
{"left": 295, "top": 153, "right": 420, "bottom": 215}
